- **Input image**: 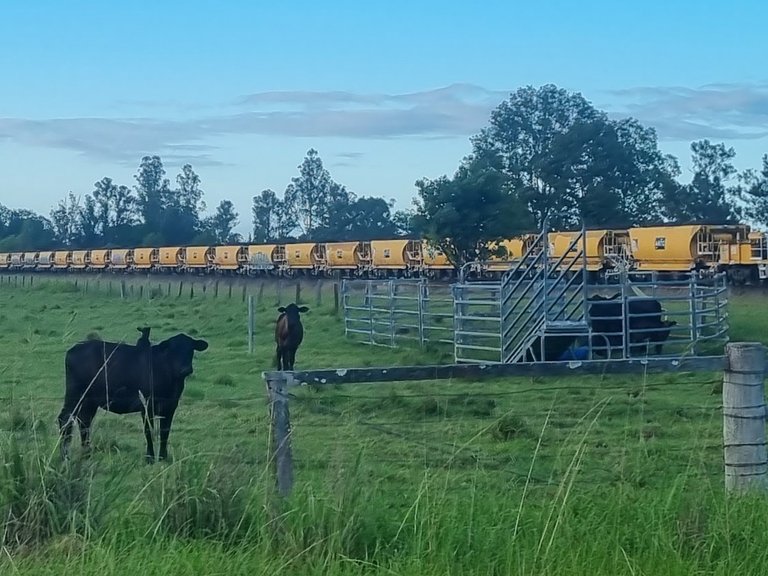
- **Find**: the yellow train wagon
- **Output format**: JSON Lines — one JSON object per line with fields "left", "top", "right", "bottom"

{"left": 158, "top": 247, "right": 184, "bottom": 271}
{"left": 0, "top": 253, "right": 9, "bottom": 270}
{"left": 370, "top": 239, "right": 422, "bottom": 276}
{"left": 22, "top": 252, "right": 38, "bottom": 270}
{"left": 245, "top": 244, "right": 280, "bottom": 273}
{"left": 485, "top": 238, "right": 528, "bottom": 274}
{"left": 213, "top": 245, "right": 246, "bottom": 272}
{"left": 629, "top": 224, "right": 748, "bottom": 273}
{"left": 37, "top": 251, "right": 54, "bottom": 270}
{"left": 89, "top": 249, "right": 110, "bottom": 270}
{"left": 285, "top": 243, "right": 327, "bottom": 274}
{"left": 70, "top": 250, "right": 90, "bottom": 270}
{"left": 184, "top": 246, "right": 213, "bottom": 271}
{"left": 717, "top": 230, "right": 768, "bottom": 284}
{"left": 548, "top": 230, "right": 631, "bottom": 272}
{"left": 109, "top": 249, "right": 132, "bottom": 270}
{"left": 9, "top": 253, "right": 24, "bottom": 270}
{"left": 421, "top": 240, "right": 454, "bottom": 277}
{"left": 53, "top": 251, "right": 70, "bottom": 270}
{"left": 132, "top": 248, "right": 157, "bottom": 270}
{"left": 325, "top": 241, "right": 371, "bottom": 275}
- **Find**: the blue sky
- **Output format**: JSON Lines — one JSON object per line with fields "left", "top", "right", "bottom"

{"left": 1, "top": 0, "right": 767, "bottom": 236}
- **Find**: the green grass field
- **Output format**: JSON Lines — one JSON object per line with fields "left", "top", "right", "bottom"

{"left": 1, "top": 277, "right": 768, "bottom": 575}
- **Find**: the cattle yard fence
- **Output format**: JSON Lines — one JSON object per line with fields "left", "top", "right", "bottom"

{"left": 342, "top": 271, "right": 729, "bottom": 363}
{"left": 341, "top": 278, "right": 454, "bottom": 348}
{"left": 263, "top": 342, "right": 766, "bottom": 498}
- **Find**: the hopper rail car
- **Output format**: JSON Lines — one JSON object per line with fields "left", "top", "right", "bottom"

{"left": 1, "top": 223, "right": 766, "bottom": 285}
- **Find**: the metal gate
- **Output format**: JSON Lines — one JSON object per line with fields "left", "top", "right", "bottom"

{"left": 342, "top": 279, "right": 453, "bottom": 348}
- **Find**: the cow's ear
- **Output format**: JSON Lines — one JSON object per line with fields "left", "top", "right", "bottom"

{"left": 277, "top": 307, "right": 286, "bottom": 313}
{"left": 298, "top": 306, "right": 309, "bottom": 313}
{"left": 193, "top": 339, "right": 209, "bottom": 351}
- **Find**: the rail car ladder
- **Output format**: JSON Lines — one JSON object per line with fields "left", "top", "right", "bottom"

{"left": 500, "top": 222, "right": 592, "bottom": 363}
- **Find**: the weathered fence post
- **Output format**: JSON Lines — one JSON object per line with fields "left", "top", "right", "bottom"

{"left": 265, "top": 371, "right": 293, "bottom": 497}
{"left": 723, "top": 342, "right": 768, "bottom": 494}
{"left": 248, "top": 295, "right": 254, "bottom": 354}
{"left": 295, "top": 281, "right": 301, "bottom": 304}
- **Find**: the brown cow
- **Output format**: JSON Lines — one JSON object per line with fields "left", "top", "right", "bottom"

{"left": 274, "top": 303, "right": 309, "bottom": 370}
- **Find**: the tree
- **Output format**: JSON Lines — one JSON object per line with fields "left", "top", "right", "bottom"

{"left": 252, "top": 189, "right": 282, "bottom": 242}
{"left": 284, "top": 149, "right": 353, "bottom": 236}
{"left": 741, "top": 155, "right": 768, "bottom": 227}
{"left": 78, "top": 195, "right": 100, "bottom": 246}
{"left": 0, "top": 207, "right": 55, "bottom": 251}
{"left": 134, "top": 155, "right": 171, "bottom": 233}
{"left": 392, "top": 208, "right": 418, "bottom": 236}
{"left": 176, "top": 164, "right": 206, "bottom": 215}
{"left": 91, "top": 177, "right": 137, "bottom": 244}
{"left": 204, "top": 199, "right": 240, "bottom": 243}
{"left": 471, "top": 84, "right": 603, "bottom": 228}
{"left": 413, "top": 152, "right": 534, "bottom": 267}
{"left": 50, "top": 193, "right": 83, "bottom": 246}
{"left": 470, "top": 84, "right": 677, "bottom": 229}
{"left": 343, "top": 196, "right": 399, "bottom": 240}
{"left": 664, "top": 140, "right": 740, "bottom": 222}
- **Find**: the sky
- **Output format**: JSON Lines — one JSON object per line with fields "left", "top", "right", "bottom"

{"left": 1, "top": 0, "right": 767, "bottom": 237}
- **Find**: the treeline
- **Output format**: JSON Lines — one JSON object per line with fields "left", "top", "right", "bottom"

{"left": 1, "top": 84, "right": 768, "bottom": 265}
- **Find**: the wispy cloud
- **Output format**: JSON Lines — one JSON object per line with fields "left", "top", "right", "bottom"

{"left": 607, "top": 83, "right": 768, "bottom": 141}
{"left": 0, "top": 84, "right": 509, "bottom": 164}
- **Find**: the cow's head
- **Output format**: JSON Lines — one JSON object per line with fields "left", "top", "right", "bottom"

{"left": 155, "top": 333, "right": 209, "bottom": 379}
{"left": 277, "top": 303, "right": 309, "bottom": 319}
{"left": 137, "top": 326, "right": 151, "bottom": 340}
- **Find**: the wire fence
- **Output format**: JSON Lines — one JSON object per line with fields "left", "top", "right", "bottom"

{"left": 280, "top": 374, "right": 725, "bottom": 490}
{"left": 0, "top": 273, "right": 343, "bottom": 310}
{"left": 2, "top": 376, "right": 724, "bottom": 486}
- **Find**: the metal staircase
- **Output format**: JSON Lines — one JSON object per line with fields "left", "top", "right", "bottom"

{"left": 501, "top": 221, "right": 592, "bottom": 363}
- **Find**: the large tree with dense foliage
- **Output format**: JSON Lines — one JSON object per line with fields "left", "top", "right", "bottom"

{"left": 413, "top": 151, "right": 534, "bottom": 267}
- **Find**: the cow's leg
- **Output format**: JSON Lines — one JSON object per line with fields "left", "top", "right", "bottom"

{"left": 57, "top": 401, "right": 77, "bottom": 460}
{"left": 141, "top": 405, "right": 156, "bottom": 463}
{"left": 275, "top": 345, "right": 283, "bottom": 371}
{"left": 287, "top": 347, "right": 297, "bottom": 370}
{"left": 157, "top": 407, "right": 177, "bottom": 462}
{"left": 77, "top": 402, "right": 98, "bottom": 458}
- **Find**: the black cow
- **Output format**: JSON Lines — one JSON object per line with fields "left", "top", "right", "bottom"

{"left": 275, "top": 303, "right": 308, "bottom": 370}
{"left": 57, "top": 331, "right": 208, "bottom": 462}
{"left": 587, "top": 293, "right": 677, "bottom": 356}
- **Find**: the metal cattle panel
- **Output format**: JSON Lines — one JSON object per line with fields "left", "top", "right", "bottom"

{"left": 452, "top": 281, "right": 502, "bottom": 364}
{"left": 583, "top": 271, "right": 729, "bottom": 360}
{"left": 342, "top": 279, "right": 453, "bottom": 349}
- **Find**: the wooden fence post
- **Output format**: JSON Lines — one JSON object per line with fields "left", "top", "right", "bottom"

{"left": 295, "top": 281, "right": 301, "bottom": 304}
{"left": 248, "top": 295, "right": 254, "bottom": 354}
{"left": 723, "top": 342, "right": 768, "bottom": 494}
{"left": 266, "top": 371, "right": 293, "bottom": 497}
